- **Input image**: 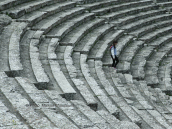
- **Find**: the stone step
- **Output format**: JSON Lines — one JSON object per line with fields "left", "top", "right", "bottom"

{"left": 18, "top": 30, "right": 39, "bottom": 84}
{"left": 47, "top": 38, "right": 59, "bottom": 60}
{"left": 60, "top": 18, "right": 105, "bottom": 46}
{"left": 101, "top": 4, "right": 159, "bottom": 22}
{"left": 113, "top": 73, "right": 170, "bottom": 128}
{"left": 0, "top": 0, "right": 31, "bottom": 11}
{"left": 82, "top": 0, "right": 118, "bottom": 11}
{"left": 71, "top": 100, "right": 114, "bottom": 129}
{"left": 97, "top": 110, "right": 141, "bottom": 129}
{"left": 42, "top": 109, "right": 79, "bottom": 129}
{"left": 2, "top": 0, "right": 66, "bottom": 18}
{"left": 121, "top": 13, "right": 172, "bottom": 33}
{"left": 80, "top": 54, "right": 119, "bottom": 116}
{"left": 111, "top": 9, "right": 166, "bottom": 28}
{"left": 16, "top": 1, "right": 76, "bottom": 27}
{"left": 46, "top": 13, "right": 95, "bottom": 40}
{"left": 134, "top": 80, "right": 172, "bottom": 127}
{"left": 64, "top": 46, "right": 97, "bottom": 109}
{"left": 0, "top": 76, "right": 56, "bottom": 128}
{"left": 0, "top": 85, "right": 29, "bottom": 128}
{"left": 132, "top": 107, "right": 167, "bottom": 129}
{"left": 49, "top": 59, "right": 76, "bottom": 100}
{"left": 94, "top": 61, "right": 144, "bottom": 124}
{"left": 0, "top": 22, "right": 14, "bottom": 72}
{"left": 30, "top": 39, "right": 50, "bottom": 89}
{"left": 39, "top": 37, "right": 65, "bottom": 94}
{"left": 6, "top": 22, "right": 28, "bottom": 77}
{"left": 15, "top": 77, "right": 81, "bottom": 128}
{"left": 130, "top": 19, "right": 172, "bottom": 38}
{"left": 158, "top": 1, "right": 172, "bottom": 8}
{"left": 139, "top": 26, "right": 172, "bottom": 43}
{"left": 92, "top": 0, "right": 153, "bottom": 16}
{"left": 32, "top": 7, "right": 86, "bottom": 34}
{"left": 145, "top": 42, "right": 172, "bottom": 86}
{"left": 131, "top": 34, "right": 172, "bottom": 80}
{"left": 44, "top": 90, "right": 96, "bottom": 129}
{"left": 74, "top": 23, "right": 115, "bottom": 54}
{"left": 158, "top": 57, "right": 172, "bottom": 91}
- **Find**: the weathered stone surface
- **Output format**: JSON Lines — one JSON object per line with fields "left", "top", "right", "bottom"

{"left": 0, "top": 14, "right": 12, "bottom": 27}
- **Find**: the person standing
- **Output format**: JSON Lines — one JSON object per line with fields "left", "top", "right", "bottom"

{"left": 110, "top": 40, "right": 119, "bottom": 69}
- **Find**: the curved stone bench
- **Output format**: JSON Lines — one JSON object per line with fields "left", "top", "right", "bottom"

{"left": 17, "top": 1, "right": 76, "bottom": 27}
{"left": 130, "top": 19, "right": 172, "bottom": 38}
{"left": 0, "top": 0, "right": 31, "bottom": 11}
{"left": 16, "top": 76, "right": 97, "bottom": 128}
{"left": 6, "top": 22, "right": 28, "bottom": 77}
{"left": 60, "top": 18, "right": 105, "bottom": 46}
{"left": 120, "top": 13, "right": 172, "bottom": 33}
{"left": 64, "top": 46, "right": 97, "bottom": 109}
{"left": 0, "top": 76, "right": 55, "bottom": 129}
{"left": 30, "top": 39, "right": 50, "bottom": 89}
{"left": 74, "top": 24, "right": 115, "bottom": 54}
{"left": 15, "top": 77, "right": 80, "bottom": 129}
{"left": 46, "top": 13, "right": 95, "bottom": 40}
{"left": 145, "top": 38, "right": 172, "bottom": 86}
{"left": 96, "top": 61, "right": 157, "bottom": 127}
{"left": 0, "top": 80, "right": 29, "bottom": 128}
{"left": 158, "top": 56, "right": 172, "bottom": 92}
{"left": 2, "top": 0, "right": 66, "bottom": 19}
{"left": 92, "top": 0, "right": 153, "bottom": 16}
{"left": 134, "top": 80, "right": 172, "bottom": 126}
{"left": 97, "top": 110, "right": 140, "bottom": 129}
{"left": 44, "top": 90, "right": 99, "bottom": 128}
{"left": 119, "top": 74, "right": 171, "bottom": 128}
{"left": 131, "top": 28, "right": 172, "bottom": 80}
{"left": 80, "top": 54, "right": 119, "bottom": 116}
{"left": 71, "top": 100, "right": 116, "bottom": 128}
{"left": 111, "top": 71, "right": 170, "bottom": 128}
{"left": 32, "top": 7, "right": 86, "bottom": 34}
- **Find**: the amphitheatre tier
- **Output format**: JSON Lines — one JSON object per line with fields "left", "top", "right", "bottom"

{"left": 1, "top": 0, "right": 172, "bottom": 128}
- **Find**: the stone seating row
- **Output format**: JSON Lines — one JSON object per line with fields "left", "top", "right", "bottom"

{"left": 1, "top": 0, "right": 66, "bottom": 18}
{"left": 119, "top": 73, "right": 172, "bottom": 128}
{"left": 32, "top": 7, "right": 86, "bottom": 34}
{"left": 80, "top": 54, "right": 119, "bottom": 116}
{"left": 16, "top": 1, "right": 76, "bottom": 27}
{"left": 31, "top": 33, "right": 77, "bottom": 99}
{"left": 3, "top": 22, "right": 28, "bottom": 77}
{"left": 16, "top": 75, "right": 112, "bottom": 128}
{"left": 45, "top": 90, "right": 117, "bottom": 128}
{"left": 0, "top": 75, "right": 56, "bottom": 129}
{"left": 64, "top": 45, "right": 97, "bottom": 109}
{"left": 0, "top": 78, "right": 29, "bottom": 128}
{"left": 134, "top": 80, "right": 172, "bottom": 126}
{"left": 104, "top": 66, "right": 167, "bottom": 129}
{"left": 0, "top": 0, "right": 31, "bottom": 11}
{"left": 131, "top": 30, "right": 172, "bottom": 80}
{"left": 145, "top": 38, "right": 172, "bottom": 86}
{"left": 15, "top": 77, "right": 81, "bottom": 129}
{"left": 94, "top": 62, "right": 143, "bottom": 127}
{"left": 46, "top": 13, "right": 95, "bottom": 40}
{"left": 29, "top": 38, "right": 50, "bottom": 88}
{"left": 93, "top": 58, "right": 166, "bottom": 128}
{"left": 90, "top": 51, "right": 171, "bottom": 128}
{"left": 72, "top": 100, "right": 140, "bottom": 129}
{"left": 158, "top": 56, "right": 172, "bottom": 91}
{"left": 92, "top": 0, "right": 153, "bottom": 16}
